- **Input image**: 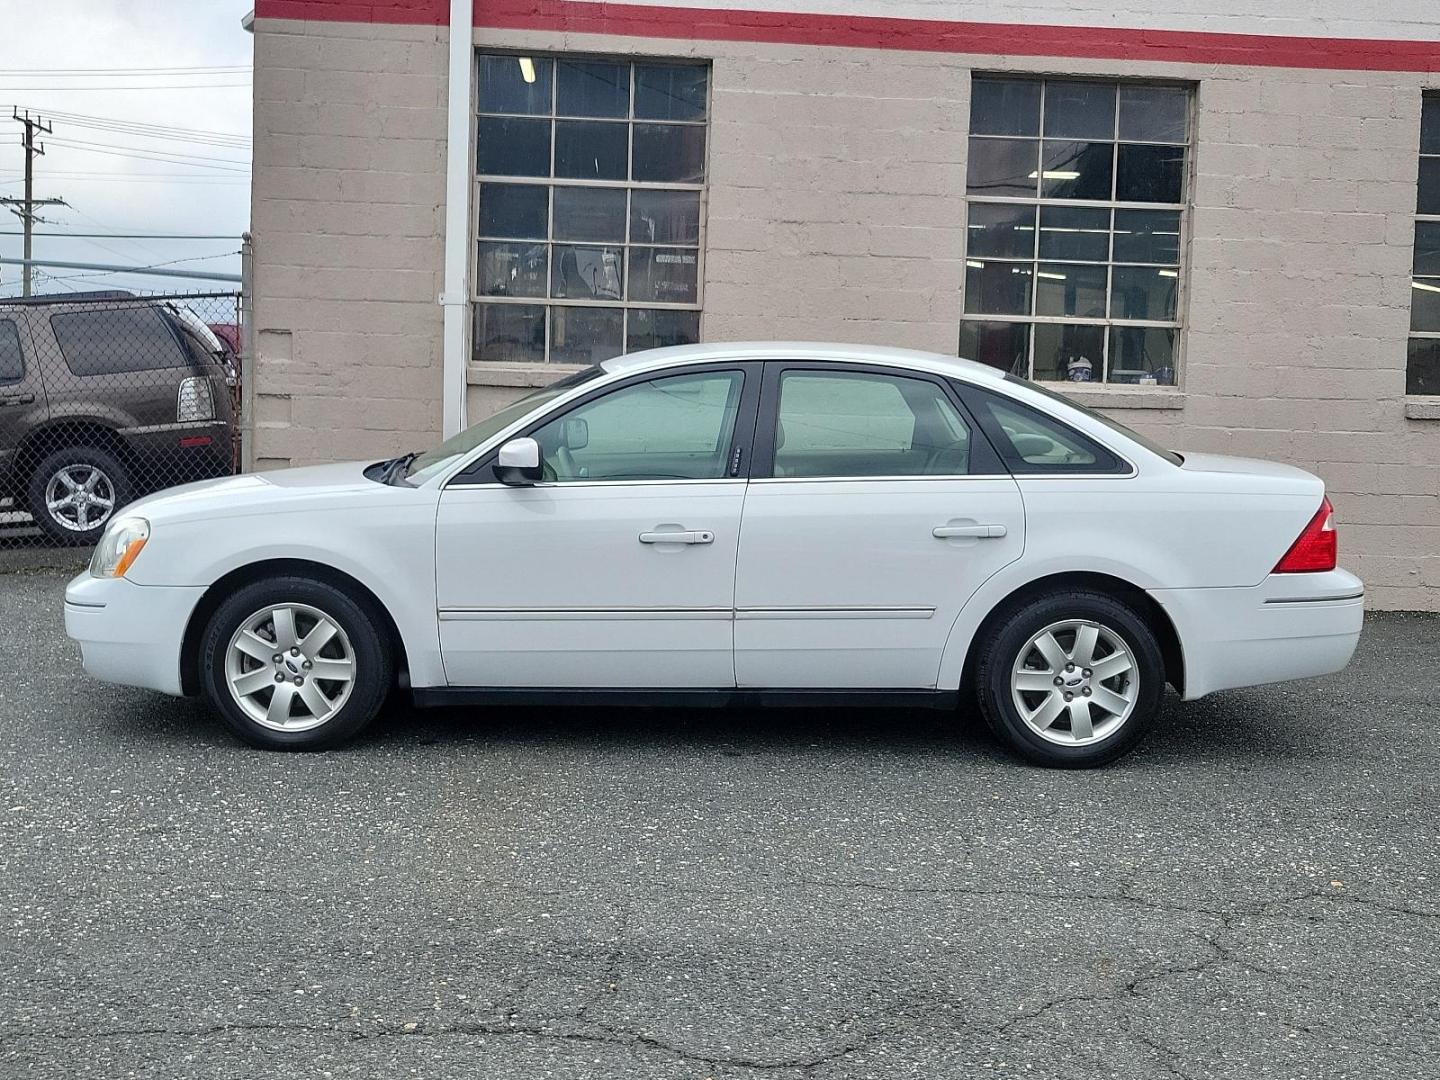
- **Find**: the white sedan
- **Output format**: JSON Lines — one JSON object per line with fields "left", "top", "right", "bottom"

{"left": 64, "top": 343, "right": 1364, "bottom": 767}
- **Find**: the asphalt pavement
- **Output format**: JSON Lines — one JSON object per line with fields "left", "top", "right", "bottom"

{"left": 0, "top": 567, "right": 1436, "bottom": 1079}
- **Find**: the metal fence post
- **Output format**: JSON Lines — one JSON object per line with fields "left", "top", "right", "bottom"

{"left": 239, "top": 233, "right": 256, "bottom": 473}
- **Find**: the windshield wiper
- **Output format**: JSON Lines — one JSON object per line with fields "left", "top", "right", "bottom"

{"left": 379, "top": 451, "right": 420, "bottom": 486}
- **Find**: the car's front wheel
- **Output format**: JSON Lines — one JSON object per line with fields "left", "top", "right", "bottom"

{"left": 199, "top": 576, "right": 393, "bottom": 750}
{"left": 976, "top": 590, "right": 1164, "bottom": 768}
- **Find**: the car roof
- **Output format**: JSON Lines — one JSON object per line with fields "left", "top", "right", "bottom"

{"left": 600, "top": 342, "right": 1011, "bottom": 385}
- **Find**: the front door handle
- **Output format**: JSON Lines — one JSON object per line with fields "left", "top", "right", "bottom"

{"left": 639, "top": 529, "right": 715, "bottom": 545}
{"left": 933, "top": 524, "right": 1007, "bottom": 539}
{"left": 0, "top": 393, "right": 34, "bottom": 406}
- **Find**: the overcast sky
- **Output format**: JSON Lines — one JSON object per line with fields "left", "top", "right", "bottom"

{"left": 0, "top": 0, "right": 252, "bottom": 298}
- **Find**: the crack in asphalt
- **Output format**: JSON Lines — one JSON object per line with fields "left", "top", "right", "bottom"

{"left": 0, "top": 1017, "right": 879, "bottom": 1072}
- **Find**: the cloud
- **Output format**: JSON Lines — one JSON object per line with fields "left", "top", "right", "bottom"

{"left": 0, "top": 1, "right": 253, "bottom": 296}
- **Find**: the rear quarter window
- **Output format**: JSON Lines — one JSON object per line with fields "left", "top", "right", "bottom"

{"left": 962, "top": 385, "right": 1129, "bottom": 475}
{"left": 50, "top": 306, "right": 186, "bottom": 377}
{"left": 0, "top": 320, "right": 23, "bottom": 382}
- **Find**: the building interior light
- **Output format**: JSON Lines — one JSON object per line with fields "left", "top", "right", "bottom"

{"left": 1412, "top": 280, "right": 1440, "bottom": 294}
{"left": 966, "top": 260, "right": 986, "bottom": 269}
{"left": 518, "top": 56, "right": 537, "bottom": 83}
{"left": 1158, "top": 269, "right": 1179, "bottom": 278}
{"left": 1029, "top": 170, "right": 1082, "bottom": 180}
{"left": 1035, "top": 270, "right": 1068, "bottom": 280}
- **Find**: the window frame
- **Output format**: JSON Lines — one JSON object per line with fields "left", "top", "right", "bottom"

{"left": 449, "top": 361, "right": 762, "bottom": 487}
{"left": 472, "top": 50, "right": 712, "bottom": 366}
{"left": 0, "top": 318, "right": 26, "bottom": 384}
{"left": 953, "top": 382, "right": 1135, "bottom": 477}
{"left": 750, "top": 362, "right": 1007, "bottom": 481}
{"left": 1409, "top": 91, "right": 1440, "bottom": 394}
{"left": 961, "top": 74, "right": 1196, "bottom": 387}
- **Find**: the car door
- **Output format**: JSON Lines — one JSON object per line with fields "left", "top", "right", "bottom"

{"left": 733, "top": 363, "right": 1025, "bottom": 689}
{"left": 434, "top": 363, "right": 760, "bottom": 688}
{"left": 0, "top": 315, "right": 48, "bottom": 487}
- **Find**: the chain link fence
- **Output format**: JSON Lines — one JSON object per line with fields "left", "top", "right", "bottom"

{"left": 0, "top": 290, "right": 242, "bottom": 560}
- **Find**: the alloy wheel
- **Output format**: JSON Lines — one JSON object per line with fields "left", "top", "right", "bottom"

{"left": 44, "top": 464, "right": 116, "bottom": 533}
{"left": 1010, "top": 619, "right": 1139, "bottom": 746}
{"left": 224, "top": 603, "right": 356, "bottom": 732}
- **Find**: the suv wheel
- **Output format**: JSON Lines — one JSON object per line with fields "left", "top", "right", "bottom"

{"left": 976, "top": 590, "right": 1165, "bottom": 768}
{"left": 27, "top": 446, "right": 130, "bottom": 545}
{"left": 199, "top": 576, "right": 393, "bottom": 750}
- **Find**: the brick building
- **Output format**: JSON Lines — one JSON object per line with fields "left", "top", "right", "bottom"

{"left": 247, "top": 0, "right": 1440, "bottom": 609}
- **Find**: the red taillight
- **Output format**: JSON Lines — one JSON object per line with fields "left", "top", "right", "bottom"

{"left": 1273, "top": 496, "right": 1337, "bottom": 573}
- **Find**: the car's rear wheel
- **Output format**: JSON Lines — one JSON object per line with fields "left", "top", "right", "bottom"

{"left": 976, "top": 589, "right": 1164, "bottom": 768}
{"left": 199, "top": 576, "right": 392, "bottom": 750}
{"left": 27, "top": 445, "right": 130, "bottom": 545}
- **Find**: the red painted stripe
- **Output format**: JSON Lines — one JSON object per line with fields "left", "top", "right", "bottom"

{"left": 255, "top": 0, "right": 446, "bottom": 24}
{"left": 256, "top": 0, "right": 1440, "bottom": 73}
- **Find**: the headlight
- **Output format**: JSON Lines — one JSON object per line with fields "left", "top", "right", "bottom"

{"left": 90, "top": 517, "right": 150, "bottom": 579}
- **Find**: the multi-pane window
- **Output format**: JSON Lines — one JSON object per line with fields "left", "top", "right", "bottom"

{"left": 473, "top": 52, "right": 709, "bottom": 365}
{"left": 1408, "top": 93, "right": 1440, "bottom": 394}
{"left": 961, "top": 77, "right": 1192, "bottom": 385}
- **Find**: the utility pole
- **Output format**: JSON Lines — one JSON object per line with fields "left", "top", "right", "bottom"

{"left": 0, "top": 110, "right": 65, "bottom": 297}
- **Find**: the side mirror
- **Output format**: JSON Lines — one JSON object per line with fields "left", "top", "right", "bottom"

{"left": 561, "top": 417, "right": 588, "bottom": 451}
{"left": 494, "top": 437, "right": 543, "bottom": 486}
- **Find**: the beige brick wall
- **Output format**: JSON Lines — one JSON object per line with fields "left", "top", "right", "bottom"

{"left": 251, "top": 16, "right": 1440, "bottom": 608}
{"left": 250, "top": 18, "right": 448, "bottom": 468}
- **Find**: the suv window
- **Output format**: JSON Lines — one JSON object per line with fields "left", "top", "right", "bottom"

{"left": 532, "top": 370, "right": 744, "bottom": 482}
{"left": 50, "top": 305, "right": 186, "bottom": 377}
{"left": 773, "top": 370, "right": 971, "bottom": 478}
{"left": 0, "top": 320, "right": 23, "bottom": 382}
{"left": 965, "top": 385, "right": 1125, "bottom": 474}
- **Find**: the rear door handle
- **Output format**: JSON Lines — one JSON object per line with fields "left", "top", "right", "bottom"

{"left": 933, "top": 524, "right": 1007, "bottom": 539}
{"left": 0, "top": 393, "right": 34, "bottom": 406}
{"left": 639, "top": 530, "right": 714, "bottom": 545}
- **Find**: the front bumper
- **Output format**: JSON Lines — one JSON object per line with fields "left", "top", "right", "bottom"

{"left": 64, "top": 572, "right": 206, "bottom": 697}
{"left": 1150, "top": 569, "right": 1365, "bottom": 700}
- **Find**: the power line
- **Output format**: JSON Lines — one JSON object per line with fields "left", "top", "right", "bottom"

{"left": 44, "top": 140, "right": 250, "bottom": 174}
{"left": 0, "top": 66, "right": 249, "bottom": 76}
{"left": 0, "top": 231, "right": 240, "bottom": 239}
{"left": 0, "top": 82, "right": 250, "bottom": 92}
{"left": 0, "top": 175, "right": 247, "bottom": 186}
{"left": 9, "top": 107, "right": 250, "bottom": 147}
{"left": 0, "top": 170, "right": 249, "bottom": 181}
{"left": 47, "top": 134, "right": 249, "bottom": 168}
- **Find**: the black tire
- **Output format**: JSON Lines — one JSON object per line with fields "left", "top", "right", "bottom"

{"left": 199, "top": 575, "right": 393, "bottom": 750}
{"left": 27, "top": 445, "right": 131, "bottom": 546}
{"left": 976, "top": 589, "right": 1164, "bottom": 768}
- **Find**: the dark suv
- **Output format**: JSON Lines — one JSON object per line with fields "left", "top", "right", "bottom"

{"left": 0, "top": 292, "right": 237, "bottom": 544}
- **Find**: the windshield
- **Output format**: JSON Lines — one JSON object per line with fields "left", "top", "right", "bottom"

{"left": 1004, "top": 374, "right": 1184, "bottom": 466}
{"left": 404, "top": 366, "right": 605, "bottom": 483}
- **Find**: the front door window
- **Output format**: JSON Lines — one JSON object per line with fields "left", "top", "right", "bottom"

{"left": 530, "top": 370, "right": 743, "bottom": 482}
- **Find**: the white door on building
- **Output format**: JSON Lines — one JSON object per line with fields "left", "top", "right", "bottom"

{"left": 434, "top": 365, "right": 758, "bottom": 687}
{"left": 733, "top": 365, "right": 1026, "bottom": 689}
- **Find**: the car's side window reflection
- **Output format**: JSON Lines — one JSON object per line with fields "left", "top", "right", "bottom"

{"left": 531, "top": 371, "right": 744, "bottom": 482}
{"left": 773, "top": 371, "right": 972, "bottom": 479}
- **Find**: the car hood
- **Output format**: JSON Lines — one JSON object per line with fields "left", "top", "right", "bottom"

{"left": 122, "top": 461, "right": 405, "bottom": 524}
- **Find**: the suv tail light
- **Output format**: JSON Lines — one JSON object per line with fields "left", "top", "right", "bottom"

{"left": 177, "top": 376, "right": 216, "bottom": 422}
{"left": 1273, "top": 496, "right": 1337, "bottom": 573}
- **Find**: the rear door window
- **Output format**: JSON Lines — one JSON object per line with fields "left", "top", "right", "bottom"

{"left": 771, "top": 370, "right": 974, "bottom": 478}
{"left": 0, "top": 320, "right": 23, "bottom": 383}
{"left": 50, "top": 306, "right": 187, "bottom": 376}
